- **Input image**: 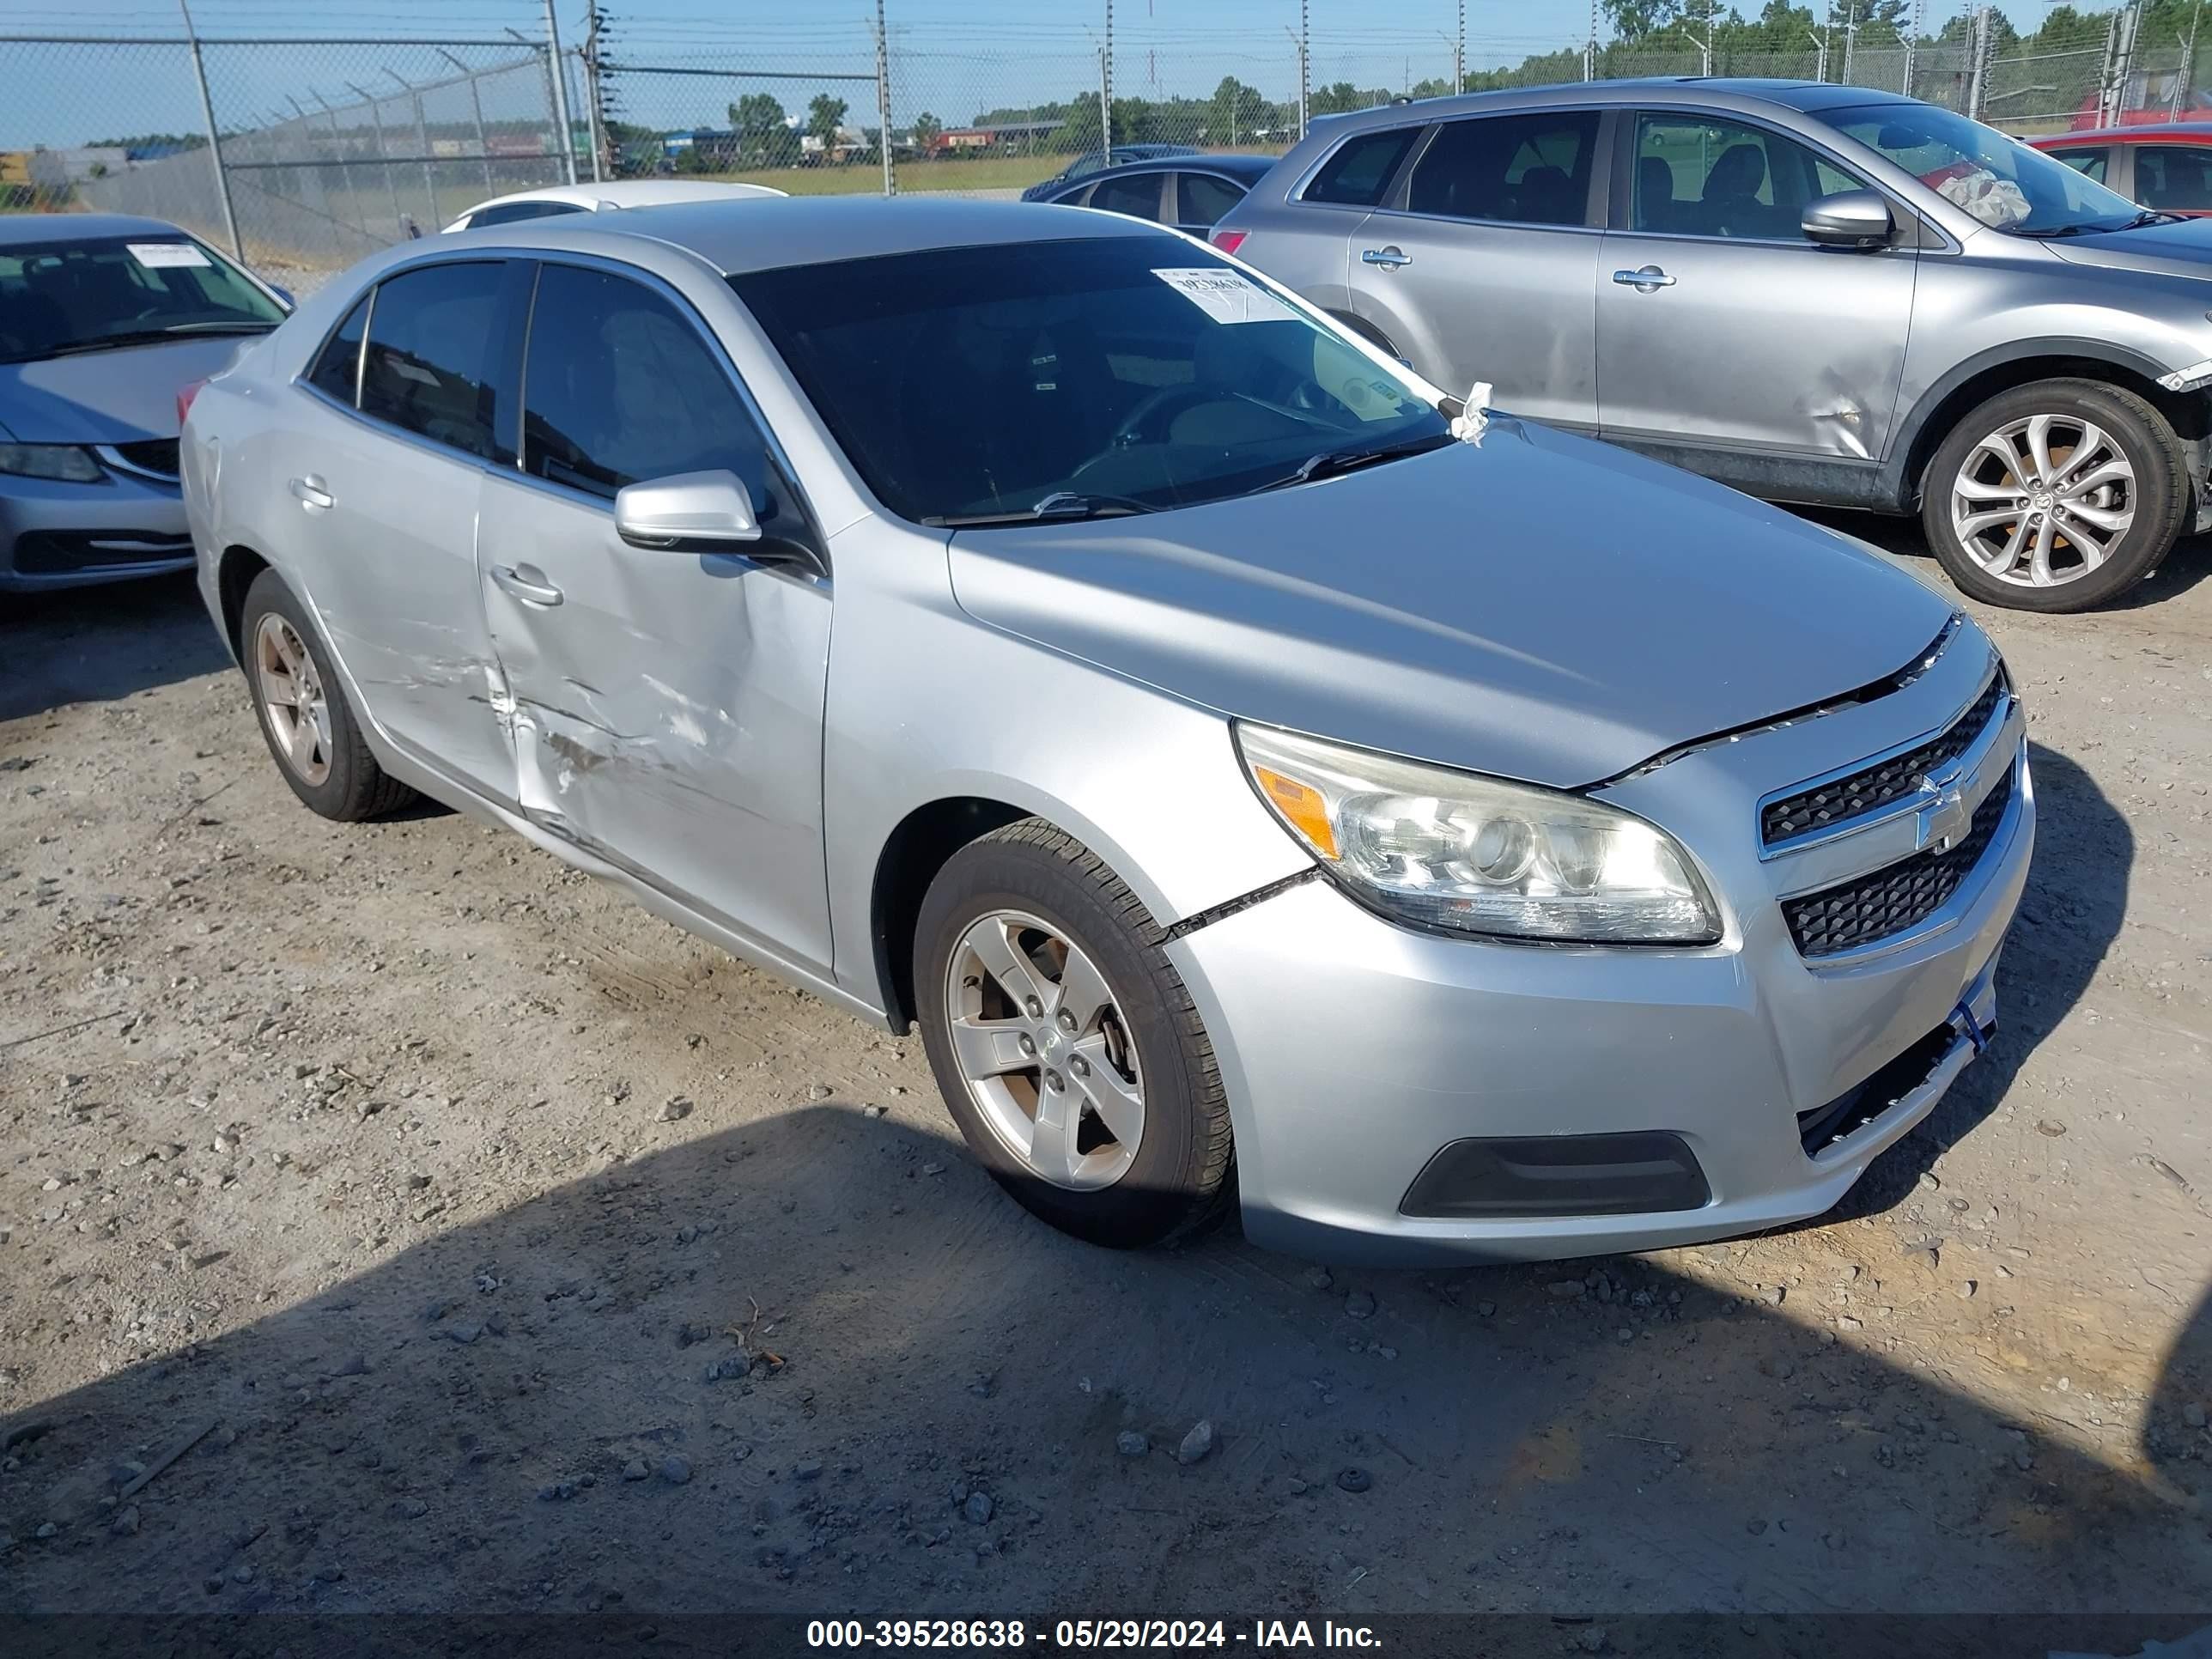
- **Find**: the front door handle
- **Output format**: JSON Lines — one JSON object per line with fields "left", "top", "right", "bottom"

{"left": 288, "top": 474, "right": 333, "bottom": 510}
{"left": 1613, "top": 264, "right": 1676, "bottom": 292}
{"left": 1361, "top": 245, "right": 1413, "bottom": 270}
{"left": 489, "top": 563, "right": 563, "bottom": 607}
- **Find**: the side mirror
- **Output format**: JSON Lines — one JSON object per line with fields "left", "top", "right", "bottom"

{"left": 616, "top": 469, "right": 763, "bottom": 550}
{"left": 1802, "top": 189, "right": 1895, "bottom": 248}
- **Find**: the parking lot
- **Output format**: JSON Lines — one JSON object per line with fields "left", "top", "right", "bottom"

{"left": 1, "top": 516, "right": 2207, "bottom": 1629}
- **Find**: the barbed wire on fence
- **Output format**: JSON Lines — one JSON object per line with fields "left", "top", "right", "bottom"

{"left": 2, "top": 2, "right": 2205, "bottom": 289}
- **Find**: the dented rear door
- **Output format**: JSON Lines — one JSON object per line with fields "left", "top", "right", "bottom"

{"left": 475, "top": 259, "right": 833, "bottom": 974}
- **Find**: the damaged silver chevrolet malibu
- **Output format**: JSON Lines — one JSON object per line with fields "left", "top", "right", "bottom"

{"left": 182, "top": 198, "right": 2031, "bottom": 1264}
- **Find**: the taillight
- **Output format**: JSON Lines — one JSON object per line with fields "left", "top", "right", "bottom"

{"left": 1211, "top": 228, "right": 1248, "bottom": 256}
{"left": 176, "top": 379, "right": 207, "bottom": 427}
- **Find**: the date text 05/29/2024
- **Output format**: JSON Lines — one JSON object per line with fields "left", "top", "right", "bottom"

{"left": 805, "top": 1620, "right": 1382, "bottom": 1649}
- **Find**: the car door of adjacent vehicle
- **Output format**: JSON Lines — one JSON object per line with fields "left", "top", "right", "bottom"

{"left": 475, "top": 258, "right": 834, "bottom": 972}
{"left": 286, "top": 258, "right": 525, "bottom": 798}
{"left": 1343, "top": 107, "right": 1607, "bottom": 428}
{"left": 1596, "top": 111, "right": 1917, "bottom": 463}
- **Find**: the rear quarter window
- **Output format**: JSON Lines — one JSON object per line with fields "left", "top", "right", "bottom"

{"left": 1302, "top": 127, "right": 1421, "bottom": 206}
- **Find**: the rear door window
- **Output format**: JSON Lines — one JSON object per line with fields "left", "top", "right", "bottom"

{"left": 1089, "top": 172, "right": 1166, "bottom": 221}
{"left": 1303, "top": 127, "right": 1420, "bottom": 206}
{"left": 359, "top": 261, "right": 507, "bottom": 459}
{"left": 2134, "top": 143, "right": 2212, "bottom": 210}
{"left": 1406, "top": 111, "right": 1600, "bottom": 226}
{"left": 305, "top": 290, "right": 371, "bottom": 405}
{"left": 1176, "top": 172, "right": 1247, "bottom": 228}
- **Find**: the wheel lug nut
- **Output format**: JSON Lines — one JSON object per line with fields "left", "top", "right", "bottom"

{"left": 1018, "top": 1034, "right": 1036, "bottom": 1057}
{"left": 1070, "top": 1055, "right": 1090, "bottom": 1079}
{"left": 1024, "top": 996, "right": 1043, "bottom": 1018}
{"left": 1057, "top": 1011, "right": 1077, "bottom": 1032}
{"left": 1045, "top": 1070, "right": 1064, "bottom": 1092}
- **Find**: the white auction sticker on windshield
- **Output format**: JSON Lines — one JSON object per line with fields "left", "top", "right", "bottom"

{"left": 1152, "top": 266, "right": 1297, "bottom": 325}
{"left": 127, "top": 242, "right": 212, "bottom": 268}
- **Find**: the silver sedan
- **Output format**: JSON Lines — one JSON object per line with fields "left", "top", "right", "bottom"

{"left": 181, "top": 198, "right": 2032, "bottom": 1263}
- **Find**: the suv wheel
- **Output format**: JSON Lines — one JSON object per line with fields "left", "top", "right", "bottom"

{"left": 1922, "top": 378, "right": 2186, "bottom": 612}
{"left": 913, "top": 818, "right": 1234, "bottom": 1249}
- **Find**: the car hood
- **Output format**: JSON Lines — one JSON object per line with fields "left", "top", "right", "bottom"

{"left": 0, "top": 335, "right": 255, "bottom": 443}
{"left": 2039, "top": 214, "right": 2212, "bottom": 279}
{"left": 945, "top": 421, "right": 1954, "bottom": 788}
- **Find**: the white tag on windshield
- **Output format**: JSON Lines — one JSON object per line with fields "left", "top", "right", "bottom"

{"left": 127, "top": 242, "right": 212, "bottom": 268}
{"left": 1152, "top": 266, "right": 1297, "bottom": 325}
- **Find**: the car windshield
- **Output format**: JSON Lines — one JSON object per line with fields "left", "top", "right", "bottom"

{"left": 729, "top": 235, "right": 1449, "bottom": 526}
{"left": 1819, "top": 102, "right": 2146, "bottom": 234}
{"left": 0, "top": 234, "right": 285, "bottom": 364}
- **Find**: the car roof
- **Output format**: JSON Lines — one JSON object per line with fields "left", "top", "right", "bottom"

{"left": 481, "top": 195, "right": 1166, "bottom": 276}
{"left": 0, "top": 212, "right": 197, "bottom": 247}
{"left": 1305, "top": 76, "right": 1920, "bottom": 129}
{"left": 465, "top": 179, "right": 787, "bottom": 214}
{"left": 1049, "top": 153, "right": 1280, "bottom": 191}
{"left": 2033, "top": 122, "right": 2212, "bottom": 143}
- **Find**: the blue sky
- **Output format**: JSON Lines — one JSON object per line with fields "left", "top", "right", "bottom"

{"left": 4, "top": 0, "right": 2084, "bottom": 148}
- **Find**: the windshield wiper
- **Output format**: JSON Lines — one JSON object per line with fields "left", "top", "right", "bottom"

{"left": 2116, "top": 209, "right": 2185, "bottom": 230}
{"left": 921, "top": 490, "right": 1159, "bottom": 528}
{"left": 1249, "top": 431, "right": 1455, "bottom": 495}
{"left": 2011, "top": 211, "right": 2177, "bottom": 239}
{"left": 18, "top": 322, "right": 275, "bottom": 361}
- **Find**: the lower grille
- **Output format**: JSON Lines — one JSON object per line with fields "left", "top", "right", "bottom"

{"left": 11, "top": 530, "right": 193, "bottom": 574}
{"left": 1796, "top": 1022, "right": 1965, "bottom": 1157}
{"left": 1782, "top": 769, "right": 2014, "bottom": 958}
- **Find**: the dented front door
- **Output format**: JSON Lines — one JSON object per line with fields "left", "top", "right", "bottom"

{"left": 474, "top": 470, "right": 834, "bottom": 973}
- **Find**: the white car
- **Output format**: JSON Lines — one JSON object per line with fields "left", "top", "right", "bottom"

{"left": 441, "top": 179, "right": 786, "bottom": 234}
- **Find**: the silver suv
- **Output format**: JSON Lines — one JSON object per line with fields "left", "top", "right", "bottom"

{"left": 1215, "top": 78, "right": 2212, "bottom": 611}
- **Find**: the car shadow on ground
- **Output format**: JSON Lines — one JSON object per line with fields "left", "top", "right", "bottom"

{"left": 1792, "top": 507, "right": 2212, "bottom": 610}
{"left": 0, "top": 574, "right": 230, "bottom": 723}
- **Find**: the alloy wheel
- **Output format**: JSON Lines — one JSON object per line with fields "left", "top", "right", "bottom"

{"left": 1948, "top": 411, "right": 2136, "bottom": 589}
{"left": 942, "top": 908, "right": 1145, "bottom": 1191}
{"left": 253, "top": 612, "right": 332, "bottom": 786}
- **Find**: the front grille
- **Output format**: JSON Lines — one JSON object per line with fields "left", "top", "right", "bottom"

{"left": 1796, "top": 1023, "right": 1963, "bottom": 1157}
{"left": 1761, "top": 671, "right": 2008, "bottom": 847}
{"left": 107, "top": 439, "right": 181, "bottom": 480}
{"left": 1782, "top": 769, "right": 2014, "bottom": 958}
{"left": 11, "top": 529, "right": 193, "bottom": 574}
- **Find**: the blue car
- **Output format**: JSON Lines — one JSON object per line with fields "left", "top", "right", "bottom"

{"left": 1018, "top": 143, "right": 1199, "bottom": 201}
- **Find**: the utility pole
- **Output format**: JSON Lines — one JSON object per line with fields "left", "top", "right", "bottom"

{"left": 1587, "top": 0, "right": 1599, "bottom": 82}
{"left": 1102, "top": 0, "right": 1113, "bottom": 154}
{"left": 1841, "top": 0, "right": 1858, "bottom": 84}
{"left": 177, "top": 0, "right": 243, "bottom": 259}
{"left": 1966, "top": 5, "right": 1990, "bottom": 121}
{"left": 1806, "top": 27, "right": 1827, "bottom": 82}
{"left": 874, "top": 0, "right": 894, "bottom": 198}
{"left": 1457, "top": 0, "right": 1466, "bottom": 91}
{"left": 1299, "top": 0, "right": 1310, "bottom": 135}
{"left": 1902, "top": 0, "right": 1922, "bottom": 94}
{"left": 580, "top": 4, "right": 608, "bottom": 181}
{"left": 2178, "top": 0, "right": 2205, "bottom": 118}
{"left": 542, "top": 0, "right": 578, "bottom": 185}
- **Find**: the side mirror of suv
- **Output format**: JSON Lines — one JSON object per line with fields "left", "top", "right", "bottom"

{"left": 1802, "top": 189, "right": 1896, "bottom": 248}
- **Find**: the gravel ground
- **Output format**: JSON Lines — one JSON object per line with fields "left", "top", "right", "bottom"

{"left": 1, "top": 524, "right": 2209, "bottom": 1627}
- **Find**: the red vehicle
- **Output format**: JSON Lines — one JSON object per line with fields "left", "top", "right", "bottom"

{"left": 2029, "top": 122, "right": 2212, "bottom": 217}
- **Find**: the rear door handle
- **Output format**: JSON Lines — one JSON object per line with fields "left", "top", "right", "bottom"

{"left": 1361, "top": 246, "right": 1413, "bottom": 269}
{"left": 288, "top": 474, "right": 333, "bottom": 510}
{"left": 489, "top": 563, "right": 563, "bottom": 607}
{"left": 1613, "top": 264, "right": 1676, "bottom": 291}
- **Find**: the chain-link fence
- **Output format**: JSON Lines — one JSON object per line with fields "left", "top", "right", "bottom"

{"left": 3, "top": 3, "right": 2209, "bottom": 292}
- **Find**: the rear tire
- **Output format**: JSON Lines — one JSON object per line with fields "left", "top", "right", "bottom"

{"left": 913, "top": 818, "right": 1234, "bottom": 1249}
{"left": 1920, "top": 377, "right": 2185, "bottom": 612}
{"left": 240, "top": 568, "right": 415, "bottom": 822}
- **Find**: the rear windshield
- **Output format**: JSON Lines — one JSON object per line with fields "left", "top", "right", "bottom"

{"left": 730, "top": 235, "right": 1445, "bottom": 525}
{"left": 0, "top": 234, "right": 284, "bottom": 364}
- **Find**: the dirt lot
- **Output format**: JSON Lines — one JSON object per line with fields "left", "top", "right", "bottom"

{"left": 2, "top": 523, "right": 2209, "bottom": 1638}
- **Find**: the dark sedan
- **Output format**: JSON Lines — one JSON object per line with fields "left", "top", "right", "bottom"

{"left": 1027, "top": 152, "right": 1279, "bottom": 236}
{"left": 1018, "top": 143, "right": 1198, "bottom": 201}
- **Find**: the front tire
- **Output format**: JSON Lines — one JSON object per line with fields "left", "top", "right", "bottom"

{"left": 240, "top": 568, "right": 415, "bottom": 821}
{"left": 1921, "top": 377, "right": 2186, "bottom": 612}
{"left": 914, "top": 818, "right": 1234, "bottom": 1249}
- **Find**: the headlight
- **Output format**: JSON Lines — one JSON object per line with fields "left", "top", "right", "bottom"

{"left": 0, "top": 444, "right": 105, "bottom": 483}
{"left": 1236, "top": 724, "right": 1722, "bottom": 945}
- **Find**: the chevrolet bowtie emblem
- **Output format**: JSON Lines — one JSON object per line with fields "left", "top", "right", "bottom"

{"left": 1919, "top": 769, "right": 1972, "bottom": 853}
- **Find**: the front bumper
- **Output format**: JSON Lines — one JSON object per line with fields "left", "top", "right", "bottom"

{"left": 0, "top": 471, "right": 192, "bottom": 592}
{"left": 1169, "top": 641, "right": 2033, "bottom": 1267}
